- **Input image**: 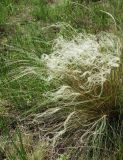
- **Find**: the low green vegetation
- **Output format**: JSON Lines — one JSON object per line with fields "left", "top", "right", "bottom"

{"left": 1, "top": 0, "right": 123, "bottom": 159}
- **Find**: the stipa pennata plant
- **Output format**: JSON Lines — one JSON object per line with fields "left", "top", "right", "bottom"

{"left": 12, "top": 30, "right": 122, "bottom": 159}
{"left": 35, "top": 31, "right": 123, "bottom": 159}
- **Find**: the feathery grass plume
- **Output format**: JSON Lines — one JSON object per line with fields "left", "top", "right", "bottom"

{"left": 38, "top": 31, "right": 123, "bottom": 159}
{"left": 42, "top": 32, "right": 121, "bottom": 102}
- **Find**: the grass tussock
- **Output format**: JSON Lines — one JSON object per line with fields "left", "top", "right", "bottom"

{"left": 31, "top": 30, "right": 123, "bottom": 159}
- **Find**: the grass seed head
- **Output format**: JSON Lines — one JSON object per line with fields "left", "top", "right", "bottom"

{"left": 42, "top": 32, "right": 121, "bottom": 103}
